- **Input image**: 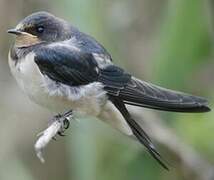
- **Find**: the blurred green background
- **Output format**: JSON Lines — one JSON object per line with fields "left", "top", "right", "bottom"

{"left": 0, "top": 0, "right": 213, "bottom": 180}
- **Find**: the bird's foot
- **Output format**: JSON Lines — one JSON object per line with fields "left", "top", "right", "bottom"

{"left": 50, "top": 110, "right": 73, "bottom": 138}
{"left": 35, "top": 110, "right": 73, "bottom": 163}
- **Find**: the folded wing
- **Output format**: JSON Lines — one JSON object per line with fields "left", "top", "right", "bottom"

{"left": 99, "top": 65, "right": 210, "bottom": 112}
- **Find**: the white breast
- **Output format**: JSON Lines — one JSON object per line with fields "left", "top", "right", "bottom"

{"left": 8, "top": 52, "right": 107, "bottom": 115}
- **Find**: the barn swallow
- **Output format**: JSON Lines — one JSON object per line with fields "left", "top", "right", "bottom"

{"left": 8, "top": 11, "right": 210, "bottom": 169}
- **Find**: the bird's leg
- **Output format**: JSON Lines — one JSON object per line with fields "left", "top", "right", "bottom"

{"left": 35, "top": 110, "right": 73, "bottom": 163}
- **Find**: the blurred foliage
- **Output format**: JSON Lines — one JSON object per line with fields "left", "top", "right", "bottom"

{"left": 0, "top": 0, "right": 213, "bottom": 180}
{"left": 0, "top": 157, "right": 35, "bottom": 180}
{"left": 153, "top": 0, "right": 212, "bottom": 90}
{"left": 175, "top": 111, "right": 214, "bottom": 161}
{"left": 67, "top": 118, "right": 145, "bottom": 180}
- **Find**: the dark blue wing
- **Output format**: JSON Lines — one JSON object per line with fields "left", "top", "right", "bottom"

{"left": 34, "top": 46, "right": 99, "bottom": 86}
{"left": 35, "top": 44, "right": 210, "bottom": 112}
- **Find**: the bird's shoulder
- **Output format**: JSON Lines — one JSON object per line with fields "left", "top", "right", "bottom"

{"left": 70, "top": 26, "right": 112, "bottom": 58}
{"left": 34, "top": 33, "right": 113, "bottom": 70}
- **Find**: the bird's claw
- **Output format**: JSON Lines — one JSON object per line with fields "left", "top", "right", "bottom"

{"left": 55, "top": 112, "right": 72, "bottom": 137}
{"left": 48, "top": 112, "right": 72, "bottom": 140}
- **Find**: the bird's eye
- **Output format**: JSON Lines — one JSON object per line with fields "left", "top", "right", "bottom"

{"left": 36, "top": 26, "right": 44, "bottom": 33}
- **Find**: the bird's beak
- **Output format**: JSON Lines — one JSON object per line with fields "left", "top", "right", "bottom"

{"left": 7, "top": 29, "right": 24, "bottom": 36}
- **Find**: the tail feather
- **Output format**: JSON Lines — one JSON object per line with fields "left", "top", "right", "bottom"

{"left": 110, "top": 97, "right": 169, "bottom": 170}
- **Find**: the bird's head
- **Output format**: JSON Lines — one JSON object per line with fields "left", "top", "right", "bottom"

{"left": 7, "top": 11, "right": 72, "bottom": 48}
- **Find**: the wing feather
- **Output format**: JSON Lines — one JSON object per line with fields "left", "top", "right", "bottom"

{"left": 34, "top": 46, "right": 99, "bottom": 86}
{"left": 99, "top": 66, "right": 210, "bottom": 112}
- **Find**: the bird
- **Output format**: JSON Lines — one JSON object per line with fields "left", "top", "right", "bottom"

{"left": 8, "top": 11, "right": 210, "bottom": 169}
